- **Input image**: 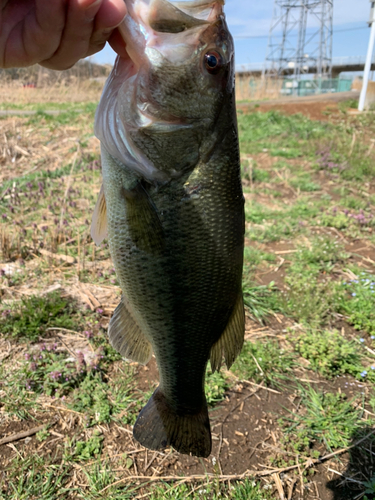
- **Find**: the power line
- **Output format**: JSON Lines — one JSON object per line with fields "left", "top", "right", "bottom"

{"left": 233, "top": 25, "right": 368, "bottom": 40}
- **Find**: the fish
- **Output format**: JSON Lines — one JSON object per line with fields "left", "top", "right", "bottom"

{"left": 91, "top": 0, "right": 245, "bottom": 458}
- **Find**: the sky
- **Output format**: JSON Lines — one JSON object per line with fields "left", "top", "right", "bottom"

{"left": 92, "top": 0, "right": 373, "bottom": 69}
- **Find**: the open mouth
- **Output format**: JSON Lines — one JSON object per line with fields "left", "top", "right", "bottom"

{"left": 117, "top": 0, "right": 224, "bottom": 67}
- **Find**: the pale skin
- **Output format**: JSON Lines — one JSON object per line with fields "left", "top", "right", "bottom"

{"left": 0, "top": 0, "right": 129, "bottom": 69}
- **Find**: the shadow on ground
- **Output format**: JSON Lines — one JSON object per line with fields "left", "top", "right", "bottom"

{"left": 327, "top": 426, "right": 375, "bottom": 500}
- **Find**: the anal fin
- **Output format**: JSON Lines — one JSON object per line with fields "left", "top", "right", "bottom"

{"left": 109, "top": 296, "right": 152, "bottom": 365}
{"left": 210, "top": 294, "right": 245, "bottom": 372}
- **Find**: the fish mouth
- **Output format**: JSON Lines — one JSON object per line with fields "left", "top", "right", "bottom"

{"left": 118, "top": 0, "right": 225, "bottom": 67}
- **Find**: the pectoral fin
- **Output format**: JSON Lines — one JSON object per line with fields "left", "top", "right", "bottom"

{"left": 91, "top": 184, "right": 108, "bottom": 245}
{"left": 109, "top": 297, "right": 152, "bottom": 365}
{"left": 122, "top": 182, "right": 165, "bottom": 254}
{"left": 210, "top": 294, "right": 245, "bottom": 372}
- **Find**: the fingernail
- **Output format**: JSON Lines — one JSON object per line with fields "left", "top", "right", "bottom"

{"left": 80, "top": 0, "right": 102, "bottom": 8}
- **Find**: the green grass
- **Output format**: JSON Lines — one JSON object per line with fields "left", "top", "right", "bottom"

{"left": 281, "top": 387, "right": 369, "bottom": 453}
{"left": 2, "top": 101, "right": 375, "bottom": 499}
{"left": 232, "top": 339, "right": 295, "bottom": 385}
{"left": 149, "top": 479, "right": 273, "bottom": 500}
{"left": 339, "top": 272, "right": 375, "bottom": 335}
{"left": 292, "top": 328, "right": 364, "bottom": 378}
{"left": 0, "top": 292, "right": 84, "bottom": 342}
{"left": 242, "top": 281, "right": 281, "bottom": 323}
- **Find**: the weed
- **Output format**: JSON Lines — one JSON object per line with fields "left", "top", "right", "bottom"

{"left": 339, "top": 99, "right": 359, "bottom": 111}
{"left": 282, "top": 272, "right": 342, "bottom": 328}
{"left": 238, "top": 110, "right": 328, "bottom": 157}
{"left": 74, "top": 431, "right": 104, "bottom": 461}
{"left": 290, "top": 235, "right": 348, "bottom": 274}
{"left": 232, "top": 339, "right": 295, "bottom": 385}
{"left": 0, "top": 292, "right": 82, "bottom": 342}
{"left": 242, "top": 281, "right": 281, "bottom": 323}
{"left": 0, "top": 454, "right": 70, "bottom": 499}
{"left": 293, "top": 328, "right": 363, "bottom": 378}
{"left": 339, "top": 273, "right": 375, "bottom": 334}
{"left": 69, "top": 372, "right": 112, "bottom": 426}
{"left": 206, "top": 365, "right": 230, "bottom": 405}
{"left": 149, "top": 479, "right": 273, "bottom": 499}
{"left": 80, "top": 460, "right": 133, "bottom": 499}
{"left": 281, "top": 387, "right": 368, "bottom": 453}
{"left": 35, "top": 428, "right": 50, "bottom": 442}
{"left": 364, "top": 475, "right": 375, "bottom": 497}
{"left": 290, "top": 174, "right": 321, "bottom": 192}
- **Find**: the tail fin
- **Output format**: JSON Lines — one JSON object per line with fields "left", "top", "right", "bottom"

{"left": 133, "top": 387, "right": 211, "bottom": 458}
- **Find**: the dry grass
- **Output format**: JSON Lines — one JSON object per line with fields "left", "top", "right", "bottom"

{"left": 0, "top": 79, "right": 104, "bottom": 106}
{"left": 0, "top": 112, "right": 100, "bottom": 183}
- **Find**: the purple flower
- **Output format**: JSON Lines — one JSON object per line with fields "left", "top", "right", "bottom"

{"left": 360, "top": 371, "right": 367, "bottom": 377}
{"left": 96, "top": 308, "right": 104, "bottom": 315}
{"left": 360, "top": 338, "right": 365, "bottom": 343}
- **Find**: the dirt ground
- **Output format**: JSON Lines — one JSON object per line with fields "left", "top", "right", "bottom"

{"left": 1, "top": 92, "right": 374, "bottom": 500}
{"left": 237, "top": 90, "right": 360, "bottom": 121}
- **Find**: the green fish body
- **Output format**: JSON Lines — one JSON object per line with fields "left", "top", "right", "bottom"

{"left": 92, "top": 0, "right": 245, "bottom": 458}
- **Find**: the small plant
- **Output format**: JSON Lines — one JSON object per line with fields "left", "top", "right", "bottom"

{"left": 364, "top": 475, "right": 375, "bottom": 497}
{"left": 316, "top": 147, "right": 345, "bottom": 173}
{"left": 205, "top": 365, "right": 230, "bottom": 406}
{"left": 339, "top": 273, "right": 375, "bottom": 334}
{"left": 74, "top": 431, "right": 104, "bottom": 461}
{"left": 81, "top": 460, "right": 132, "bottom": 499}
{"left": 69, "top": 372, "right": 112, "bottom": 426}
{"left": 282, "top": 272, "right": 342, "bottom": 328}
{"left": 0, "top": 292, "right": 81, "bottom": 342}
{"left": 232, "top": 339, "right": 295, "bottom": 385}
{"left": 149, "top": 479, "right": 273, "bottom": 500}
{"left": 293, "top": 329, "right": 362, "bottom": 378}
{"left": 290, "top": 235, "right": 347, "bottom": 274}
{"left": 281, "top": 388, "right": 367, "bottom": 453}
{"left": 242, "top": 281, "right": 281, "bottom": 323}
{"left": 35, "top": 428, "right": 50, "bottom": 442}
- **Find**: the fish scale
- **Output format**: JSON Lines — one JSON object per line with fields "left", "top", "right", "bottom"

{"left": 92, "top": 0, "right": 244, "bottom": 457}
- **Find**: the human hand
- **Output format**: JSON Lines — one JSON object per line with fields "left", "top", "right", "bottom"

{"left": 0, "top": 0, "right": 128, "bottom": 70}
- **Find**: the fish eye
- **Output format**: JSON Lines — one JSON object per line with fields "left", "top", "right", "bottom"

{"left": 204, "top": 51, "right": 222, "bottom": 74}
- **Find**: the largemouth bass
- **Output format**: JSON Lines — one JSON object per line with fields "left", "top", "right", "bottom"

{"left": 91, "top": 0, "right": 245, "bottom": 458}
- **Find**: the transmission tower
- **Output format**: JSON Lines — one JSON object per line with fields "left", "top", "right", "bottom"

{"left": 264, "top": 0, "right": 333, "bottom": 81}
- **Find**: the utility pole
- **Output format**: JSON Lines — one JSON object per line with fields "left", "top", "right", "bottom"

{"left": 264, "top": 0, "right": 333, "bottom": 90}
{"left": 359, "top": 1, "right": 375, "bottom": 111}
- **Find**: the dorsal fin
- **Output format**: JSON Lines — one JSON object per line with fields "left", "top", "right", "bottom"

{"left": 91, "top": 184, "right": 108, "bottom": 245}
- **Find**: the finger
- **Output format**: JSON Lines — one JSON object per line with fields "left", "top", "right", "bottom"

{"left": 40, "top": 0, "right": 104, "bottom": 70}
{"left": 86, "top": 0, "right": 127, "bottom": 58}
{"left": 1, "top": 0, "right": 66, "bottom": 68}
{"left": 107, "top": 28, "right": 129, "bottom": 60}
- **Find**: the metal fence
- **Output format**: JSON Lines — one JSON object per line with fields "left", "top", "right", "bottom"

{"left": 281, "top": 78, "right": 352, "bottom": 96}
